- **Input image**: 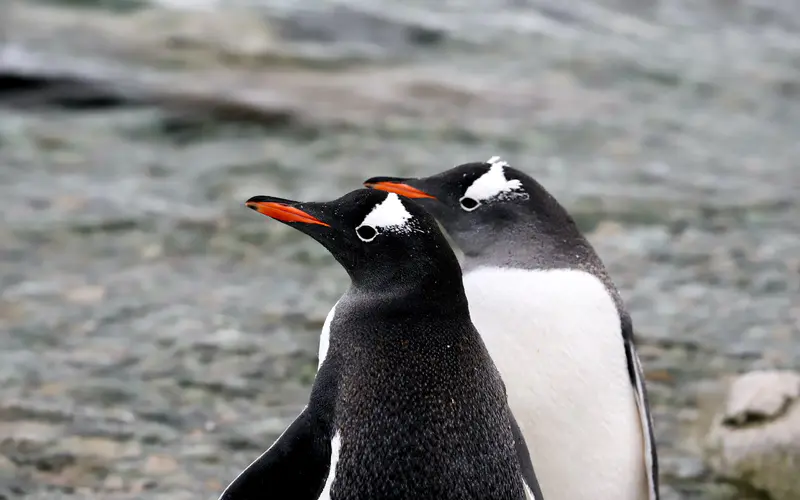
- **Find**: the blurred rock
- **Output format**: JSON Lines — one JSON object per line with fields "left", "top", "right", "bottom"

{"left": 143, "top": 454, "right": 178, "bottom": 475}
{"left": 704, "top": 370, "right": 800, "bottom": 500}
{"left": 64, "top": 285, "right": 106, "bottom": 305}
{"left": 57, "top": 436, "right": 141, "bottom": 461}
{"left": 276, "top": 5, "right": 446, "bottom": 52}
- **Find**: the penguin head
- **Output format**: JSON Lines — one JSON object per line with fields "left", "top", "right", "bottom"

{"left": 246, "top": 188, "right": 462, "bottom": 289}
{"left": 364, "top": 156, "right": 574, "bottom": 258}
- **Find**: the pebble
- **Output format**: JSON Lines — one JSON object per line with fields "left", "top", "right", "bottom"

{"left": 64, "top": 285, "right": 106, "bottom": 305}
{"left": 143, "top": 455, "right": 179, "bottom": 475}
{"left": 57, "top": 437, "right": 142, "bottom": 461}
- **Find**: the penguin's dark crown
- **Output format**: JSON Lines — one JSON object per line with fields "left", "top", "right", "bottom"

{"left": 362, "top": 156, "right": 578, "bottom": 230}
{"left": 364, "top": 156, "right": 537, "bottom": 211}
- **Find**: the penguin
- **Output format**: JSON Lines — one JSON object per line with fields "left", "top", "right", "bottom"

{"left": 220, "top": 188, "right": 545, "bottom": 500}
{"left": 364, "top": 156, "right": 659, "bottom": 500}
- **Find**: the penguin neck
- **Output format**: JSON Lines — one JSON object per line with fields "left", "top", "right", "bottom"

{"left": 461, "top": 219, "right": 602, "bottom": 275}
{"left": 349, "top": 263, "right": 469, "bottom": 316}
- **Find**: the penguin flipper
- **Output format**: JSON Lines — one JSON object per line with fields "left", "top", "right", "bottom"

{"left": 218, "top": 408, "right": 331, "bottom": 500}
{"left": 509, "top": 410, "right": 545, "bottom": 500}
{"left": 622, "top": 315, "right": 660, "bottom": 500}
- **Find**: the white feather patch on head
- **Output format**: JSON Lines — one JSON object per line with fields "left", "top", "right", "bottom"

{"left": 487, "top": 155, "right": 508, "bottom": 167}
{"left": 358, "top": 193, "right": 418, "bottom": 233}
{"left": 463, "top": 156, "right": 526, "bottom": 202}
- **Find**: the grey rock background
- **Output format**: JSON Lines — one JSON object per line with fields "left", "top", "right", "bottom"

{"left": 0, "top": 0, "right": 798, "bottom": 499}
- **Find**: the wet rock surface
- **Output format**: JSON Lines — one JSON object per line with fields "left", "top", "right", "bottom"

{"left": 1, "top": 1, "right": 799, "bottom": 498}
{"left": 704, "top": 371, "right": 800, "bottom": 500}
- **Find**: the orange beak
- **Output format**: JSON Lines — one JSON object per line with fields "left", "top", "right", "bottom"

{"left": 364, "top": 181, "right": 435, "bottom": 200}
{"left": 245, "top": 200, "right": 330, "bottom": 227}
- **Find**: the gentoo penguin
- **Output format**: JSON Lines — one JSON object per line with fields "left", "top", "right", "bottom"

{"left": 220, "top": 188, "right": 544, "bottom": 500}
{"left": 364, "top": 157, "right": 659, "bottom": 500}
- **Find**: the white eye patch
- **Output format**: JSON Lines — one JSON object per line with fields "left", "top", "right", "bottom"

{"left": 462, "top": 156, "right": 527, "bottom": 204}
{"left": 356, "top": 193, "right": 419, "bottom": 241}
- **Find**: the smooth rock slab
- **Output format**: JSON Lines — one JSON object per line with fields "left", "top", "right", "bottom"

{"left": 704, "top": 370, "right": 800, "bottom": 500}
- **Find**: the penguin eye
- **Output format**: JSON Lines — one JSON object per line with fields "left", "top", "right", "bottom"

{"left": 356, "top": 225, "right": 378, "bottom": 242}
{"left": 459, "top": 196, "right": 481, "bottom": 212}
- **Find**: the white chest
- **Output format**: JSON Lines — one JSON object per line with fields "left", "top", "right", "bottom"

{"left": 318, "top": 301, "right": 339, "bottom": 369}
{"left": 317, "top": 431, "right": 341, "bottom": 500}
{"left": 462, "top": 267, "right": 647, "bottom": 500}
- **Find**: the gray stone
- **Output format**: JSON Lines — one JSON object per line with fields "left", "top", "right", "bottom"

{"left": 704, "top": 370, "right": 800, "bottom": 500}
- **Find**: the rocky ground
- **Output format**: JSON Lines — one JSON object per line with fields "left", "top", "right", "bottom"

{"left": 0, "top": 1, "right": 798, "bottom": 499}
